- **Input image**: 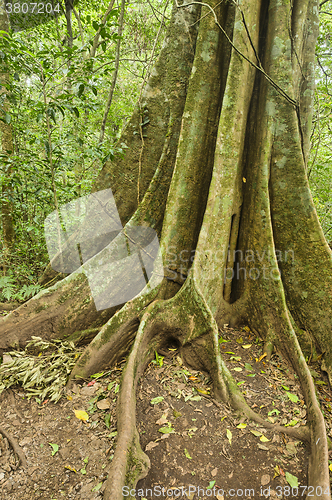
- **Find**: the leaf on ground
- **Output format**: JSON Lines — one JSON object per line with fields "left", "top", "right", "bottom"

{"left": 159, "top": 426, "right": 174, "bottom": 434}
{"left": 226, "top": 429, "right": 232, "bottom": 445}
{"left": 108, "top": 431, "right": 117, "bottom": 438}
{"left": 64, "top": 465, "right": 77, "bottom": 473}
{"left": 286, "top": 442, "right": 297, "bottom": 455}
{"left": 225, "top": 351, "right": 235, "bottom": 354}
{"left": 150, "top": 396, "right": 164, "bottom": 405}
{"left": 257, "top": 444, "right": 269, "bottom": 451}
{"left": 286, "top": 392, "right": 299, "bottom": 403}
{"left": 242, "top": 344, "right": 252, "bottom": 349}
{"left": 233, "top": 367, "right": 242, "bottom": 372}
{"left": 256, "top": 353, "right": 267, "bottom": 362}
{"left": 196, "top": 387, "right": 210, "bottom": 394}
{"left": 184, "top": 448, "right": 192, "bottom": 459}
{"left": 285, "top": 472, "right": 299, "bottom": 488}
{"left": 91, "top": 482, "right": 103, "bottom": 492}
{"left": 268, "top": 409, "right": 280, "bottom": 416}
{"left": 145, "top": 441, "right": 159, "bottom": 451}
{"left": 105, "top": 414, "right": 111, "bottom": 428}
{"left": 237, "top": 381, "right": 245, "bottom": 386}
{"left": 273, "top": 465, "right": 281, "bottom": 479}
{"left": 74, "top": 409, "right": 89, "bottom": 422}
{"left": 173, "top": 410, "right": 182, "bottom": 418}
{"left": 244, "top": 363, "right": 253, "bottom": 371}
{"left": 155, "top": 415, "right": 168, "bottom": 425}
{"left": 96, "top": 398, "right": 110, "bottom": 410}
{"left": 236, "top": 337, "right": 244, "bottom": 344}
{"left": 285, "top": 419, "right": 298, "bottom": 427}
{"left": 207, "top": 480, "right": 216, "bottom": 489}
{"left": 329, "top": 464, "right": 332, "bottom": 472}
{"left": 49, "top": 443, "right": 59, "bottom": 456}
{"left": 250, "top": 430, "right": 262, "bottom": 437}
{"left": 237, "top": 423, "right": 247, "bottom": 429}
{"left": 282, "top": 385, "right": 290, "bottom": 391}
{"left": 260, "top": 435, "right": 270, "bottom": 442}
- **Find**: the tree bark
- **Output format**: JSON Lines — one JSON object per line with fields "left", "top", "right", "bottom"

{"left": 0, "top": 0, "right": 15, "bottom": 259}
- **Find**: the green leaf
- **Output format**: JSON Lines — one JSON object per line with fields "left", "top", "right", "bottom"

{"left": 4, "top": 113, "right": 11, "bottom": 124}
{"left": 207, "top": 481, "right": 216, "bottom": 489}
{"left": 158, "top": 426, "right": 174, "bottom": 434}
{"left": 49, "top": 443, "right": 59, "bottom": 456}
{"left": 92, "top": 482, "right": 103, "bottom": 492}
{"left": 226, "top": 429, "right": 232, "bottom": 445}
{"left": 233, "top": 367, "right": 242, "bottom": 372}
{"left": 237, "top": 423, "right": 247, "bottom": 429}
{"left": 244, "top": 363, "right": 253, "bottom": 371}
{"left": 250, "top": 430, "right": 262, "bottom": 437}
{"left": 108, "top": 431, "right": 117, "bottom": 438}
{"left": 150, "top": 396, "right": 164, "bottom": 405}
{"left": 285, "top": 472, "right": 299, "bottom": 488}
{"left": 268, "top": 409, "right": 280, "bottom": 416}
{"left": 237, "top": 381, "right": 245, "bottom": 386}
{"left": 282, "top": 385, "right": 290, "bottom": 391}
{"left": 105, "top": 414, "right": 111, "bottom": 428}
{"left": 286, "top": 392, "right": 299, "bottom": 403}
{"left": 184, "top": 448, "right": 192, "bottom": 459}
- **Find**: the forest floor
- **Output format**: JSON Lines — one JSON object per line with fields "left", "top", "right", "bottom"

{"left": 0, "top": 319, "right": 331, "bottom": 500}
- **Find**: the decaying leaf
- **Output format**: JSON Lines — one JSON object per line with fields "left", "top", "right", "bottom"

{"left": 145, "top": 441, "right": 159, "bottom": 451}
{"left": 226, "top": 429, "right": 232, "bottom": 445}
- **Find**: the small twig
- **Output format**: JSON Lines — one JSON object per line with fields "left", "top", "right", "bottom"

{"left": 0, "top": 426, "right": 27, "bottom": 468}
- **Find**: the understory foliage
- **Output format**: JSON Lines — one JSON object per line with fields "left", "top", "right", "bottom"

{"left": 0, "top": 1, "right": 332, "bottom": 500}
{"left": 0, "top": 0, "right": 171, "bottom": 293}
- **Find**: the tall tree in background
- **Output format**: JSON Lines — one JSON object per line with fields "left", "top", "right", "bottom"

{"left": 1, "top": 1, "right": 332, "bottom": 498}
{"left": 0, "top": 0, "right": 15, "bottom": 260}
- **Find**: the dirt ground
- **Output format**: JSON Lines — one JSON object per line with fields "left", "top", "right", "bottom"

{"left": 0, "top": 323, "right": 331, "bottom": 500}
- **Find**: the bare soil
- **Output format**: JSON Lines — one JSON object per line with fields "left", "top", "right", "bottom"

{"left": 0, "top": 325, "right": 331, "bottom": 500}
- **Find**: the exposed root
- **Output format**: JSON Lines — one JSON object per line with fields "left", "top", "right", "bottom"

{"left": 0, "top": 426, "right": 27, "bottom": 468}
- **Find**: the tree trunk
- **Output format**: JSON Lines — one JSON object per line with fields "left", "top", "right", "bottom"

{"left": 1, "top": 1, "right": 332, "bottom": 498}
{"left": 0, "top": 0, "right": 15, "bottom": 261}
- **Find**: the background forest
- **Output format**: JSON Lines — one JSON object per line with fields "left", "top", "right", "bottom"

{"left": 0, "top": 0, "right": 331, "bottom": 303}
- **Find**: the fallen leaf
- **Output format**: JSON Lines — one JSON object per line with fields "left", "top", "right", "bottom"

{"left": 196, "top": 387, "right": 210, "bottom": 394}
{"left": 173, "top": 410, "right": 182, "bottom": 418}
{"left": 207, "top": 480, "right": 216, "bottom": 489}
{"left": 74, "top": 410, "right": 89, "bottom": 422}
{"left": 257, "top": 353, "right": 267, "bottom": 362}
{"left": 87, "top": 380, "right": 96, "bottom": 387}
{"left": 257, "top": 444, "right": 269, "bottom": 451}
{"left": 49, "top": 443, "right": 59, "bottom": 456}
{"left": 273, "top": 465, "right": 280, "bottom": 479}
{"left": 237, "top": 423, "right": 247, "bottom": 429}
{"left": 226, "top": 429, "right": 232, "bottom": 445}
{"left": 242, "top": 344, "right": 252, "bottom": 349}
{"left": 216, "top": 495, "right": 224, "bottom": 500}
{"left": 233, "top": 367, "right": 242, "bottom": 372}
{"left": 260, "top": 435, "right": 270, "bottom": 442}
{"left": 261, "top": 474, "right": 270, "bottom": 485}
{"left": 150, "top": 396, "right": 164, "bottom": 405}
{"left": 155, "top": 416, "right": 168, "bottom": 425}
{"left": 158, "top": 426, "right": 174, "bottom": 434}
{"left": 145, "top": 441, "right": 159, "bottom": 451}
{"left": 285, "top": 472, "right": 298, "bottom": 488}
{"left": 65, "top": 466, "right": 77, "bottom": 473}
{"left": 184, "top": 448, "right": 192, "bottom": 459}
{"left": 250, "top": 430, "right": 262, "bottom": 437}
{"left": 286, "top": 392, "right": 299, "bottom": 403}
{"left": 96, "top": 398, "right": 110, "bottom": 410}
{"left": 211, "top": 467, "right": 218, "bottom": 477}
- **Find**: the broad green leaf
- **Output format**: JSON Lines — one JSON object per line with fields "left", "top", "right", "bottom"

{"left": 158, "top": 426, "right": 174, "bottom": 434}
{"left": 151, "top": 396, "right": 164, "bottom": 405}
{"left": 260, "top": 435, "right": 270, "bottom": 442}
{"left": 244, "top": 363, "right": 253, "bottom": 371}
{"left": 237, "top": 423, "right": 247, "bottom": 429}
{"left": 285, "top": 472, "right": 298, "bottom": 488}
{"left": 207, "top": 481, "right": 216, "bottom": 489}
{"left": 286, "top": 392, "right": 299, "bottom": 403}
{"left": 49, "top": 443, "right": 59, "bottom": 456}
